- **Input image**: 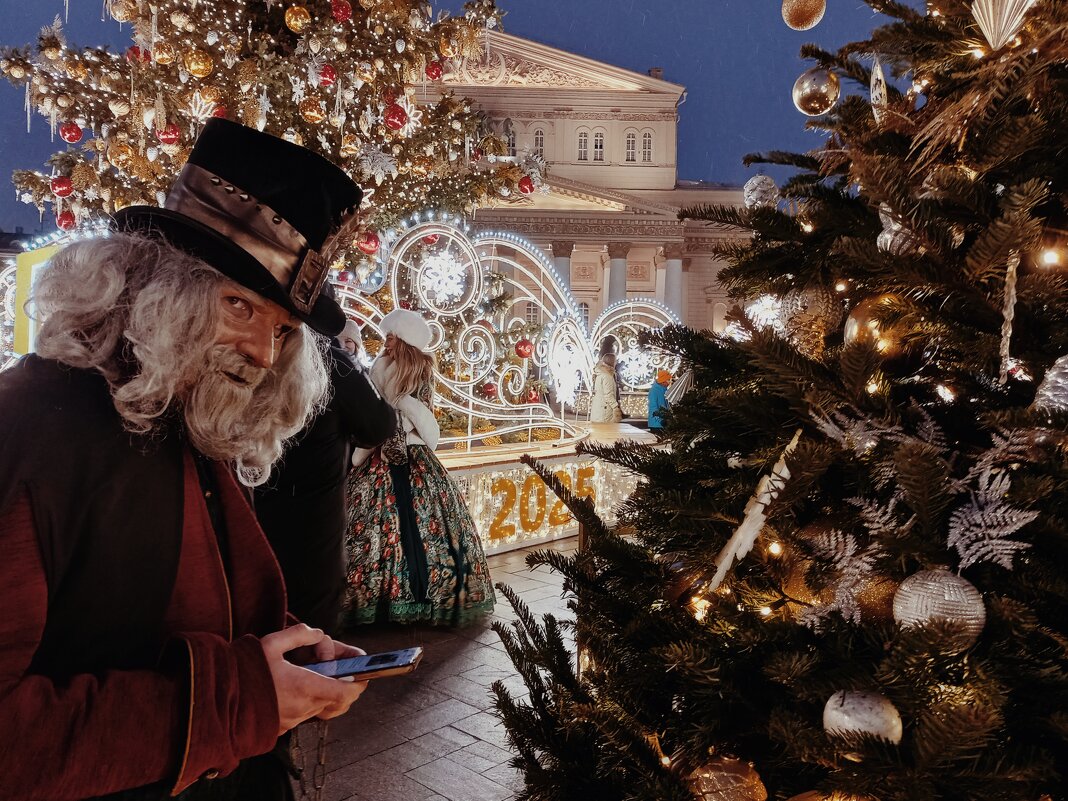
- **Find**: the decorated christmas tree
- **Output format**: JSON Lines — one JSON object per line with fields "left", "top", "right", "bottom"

{"left": 0, "top": 0, "right": 543, "bottom": 246}
{"left": 492, "top": 2, "right": 1068, "bottom": 799}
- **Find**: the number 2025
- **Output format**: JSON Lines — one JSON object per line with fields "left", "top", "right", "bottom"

{"left": 488, "top": 466, "right": 596, "bottom": 541}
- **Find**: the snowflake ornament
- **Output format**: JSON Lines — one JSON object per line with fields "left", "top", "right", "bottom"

{"left": 356, "top": 144, "right": 399, "bottom": 185}
{"left": 418, "top": 252, "right": 467, "bottom": 303}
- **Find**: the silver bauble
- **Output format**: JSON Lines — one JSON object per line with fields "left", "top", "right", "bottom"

{"left": 1034, "top": 354, "right": 1068, "bottom": 413}
{"left": 792, "top": 68, "right": 840, "bottom": 116}
{"left": 892, "top": 569, "right": 985, "bottom": 652}
{"left": 743, "top": 175, "right": 779, "bottom": 210}
{"left": 823, "top": 689, "right": 902, "bottom": 745}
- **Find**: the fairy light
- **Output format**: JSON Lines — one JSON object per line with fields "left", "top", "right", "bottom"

{"left": 866, "top": 379, "right": 881, "bottom": 394}
{"left": 759, "top": 606, "right": 773, "bottom": 617}
{"left": 768, "top": 541, "right": 784, "bottom": 556}
{"left": 1041, "top": 248, "right": 1061, "bottom": 267}
{"left": 935, "top": 383, "right": 956, "bottom": 402}
{"left": 691, "top": 595, "right": 712, "bottom": 622}
{"left": 834, "top": 280, "right": 848, "bottom": 292}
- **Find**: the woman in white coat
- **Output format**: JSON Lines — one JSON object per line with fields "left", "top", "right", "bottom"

{"left": 344, "top": 309, "right": 495, "bottom": 626}
{"left": 590, "top": 353, "right": 623, "bottom": 423}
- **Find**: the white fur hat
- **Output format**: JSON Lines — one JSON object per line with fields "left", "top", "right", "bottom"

{"left": 380, "top": 308, "right": 433, "bottom": 352}
{"left": 340, "top": 319, "right": 362, "bottom": 346}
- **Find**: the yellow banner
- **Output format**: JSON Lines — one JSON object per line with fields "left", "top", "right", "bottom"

{"left": 14, "top": 245, "right": 60, "bottom": 356}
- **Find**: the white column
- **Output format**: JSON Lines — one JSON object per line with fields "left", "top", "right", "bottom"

{"left": 606, "top": 241, "right": 630, "bottom": 306}
{"left": 551, "top": 240, "right": 575, "bottom": 289}
{"left": 663, "top": 243, "right": 685, "bottom": 319}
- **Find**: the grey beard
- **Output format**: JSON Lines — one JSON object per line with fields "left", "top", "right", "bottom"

{"left": 181, "top": 346, "right": 270, "bottom": 462}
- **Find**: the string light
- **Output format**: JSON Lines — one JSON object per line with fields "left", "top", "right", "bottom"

{"left": 768, "top": 541, "right": 784, "bottom": 556}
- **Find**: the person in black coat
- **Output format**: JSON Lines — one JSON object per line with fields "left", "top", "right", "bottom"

{"left": 255, "top": 328, "right": 395, "bottom": 635}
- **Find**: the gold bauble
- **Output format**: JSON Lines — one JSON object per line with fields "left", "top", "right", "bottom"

{"left": 340, "top": 134, "right": 360, "bottom": 157}
{"left": 108, "top": 141, "right": 134, "bottom": 168}
{"left": 439, "top": 34, "right": 458, "bottom": 58}
{"left": 792, "top": 67, "right": 840, "bottom": 116}
{"left": 410, "top": 155, "right": 433, "bottom": 177}
{"left": 160, "top": 143, "right": 181, "bottom": 157}
{"left": 284, "top": 5, "right": 312, "bottom": 33}
{"left": 333, "top": 36, "right": 349, "bottom": 53}
{"left": 110, "top": 0, "right": 137, "bottom": 23}
{"left": 688, "top": 757, "right": 768, "bottom": 801}
{"left": 185, "top": 49, "right": 214, "bottom": 78}
{"left": 282, "top": 128, "right": 303, "bottom": 144}
{"left": 199, "top": 85, "right": 223, "bottom": 104}
{"left": 843, "top": 293, "right": 904, "bottom": 359}
{"left": 153, "top": 41, "right": 177, "bottom": 65}
{"left": 299, "top": 97, "right": 325, "bottom": 124}
{"left": 55, "top": 94, "right": 73, "bottom": 109}
{"left": 41, "top": 45, "right": 63, "bottom": 61}
{"left": 65, "top": 59, "right": 88, "bottom": 80}
{"left": 781, "top": 0, "right": 826, "bottom": 31}
{"left": 356, "top": 62, "right": 376, "bottom": 83}
{"left": 328, "top": 113, "right": 346, "bottom": 128}
{"left": 236, "top": 60, "right": 258, "bottom": 91}
{"left": 108, "top": 98, "right": 132, "bottom": 117}
{"left": 70, "top": 162, "right": 99, "bottom": 191}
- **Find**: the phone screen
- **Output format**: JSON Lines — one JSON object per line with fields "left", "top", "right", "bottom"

{"left": 305, "top": 647, "right": 422, "bottom": 679}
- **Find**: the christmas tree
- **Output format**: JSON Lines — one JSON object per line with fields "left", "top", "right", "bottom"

{"left": 0, "top": 0, "right": 540, "bottom": 244}
{"left": 492, "top": 2, "right": 1068, "bottom": 799}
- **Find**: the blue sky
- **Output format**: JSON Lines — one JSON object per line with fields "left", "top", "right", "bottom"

{"left": 0, "top": 0, "right": 919, "bottom": 233}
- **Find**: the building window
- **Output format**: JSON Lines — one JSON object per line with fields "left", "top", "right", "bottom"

{"left": 593, "top": 132, "right": 605, "bottom": 162}
{"left": 577, "top": 131, "right": 588, "bottom": 161}
{"left": 578, "top": 302, "right": 590, "bottom": 329}
{"left": 642, "top": 132, "right": 653, "bottom": 163}
{"left": 625, "top": 132, "right": 636, "bottom": 162}
{"left": 534, "top": 128, "right": 544, "bottom": 157}
{"left": 525, "top": 302, "right": 540, "bottom": 325}
{"left": 507, "top": 130, "right": 517, "bottom": 158}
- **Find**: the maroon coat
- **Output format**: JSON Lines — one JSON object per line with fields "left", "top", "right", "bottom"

{"left": 0, "top": 358, "right": 285, "bottom": 800}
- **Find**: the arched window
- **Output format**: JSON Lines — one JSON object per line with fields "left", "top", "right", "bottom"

{"left": 534, "top": 128, "right": 544, "bottom": 157}
{"left": 507, "top": 130, "right": 517, "bottom": 158}
{"left": 593, "top": 132, "right": 605, "bottom": 162}
{"left": 525, "top": 302, "right": 540, "bottom": 324}
{"left": 577, "top": 131, "right": 589, "bottom": 161}
{"left": 642, "top": 132, "right": 653, "bottom": 163}
{"left": 625, "top": 132, "right": 636, "bottom": 163}
{"left": 578, "top": 302, "right": 590, "bottom": 329}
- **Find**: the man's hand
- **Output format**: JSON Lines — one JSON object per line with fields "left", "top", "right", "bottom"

{"left": 260, "top": 624, "right": 368, "bottom": 735}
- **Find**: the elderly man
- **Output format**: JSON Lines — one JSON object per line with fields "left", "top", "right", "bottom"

{"left": 0, "top": 119, "right": 367, "bottom": 800}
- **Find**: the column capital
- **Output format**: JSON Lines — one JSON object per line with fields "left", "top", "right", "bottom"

{"left": 550, "top": 240, "right": 576, "bottom": 257}
{"left": 682, "top": 257, "right": 693, "bottom": 272}
{"left": 606, "top": 241, "right": 631, "bottom": 260}
{"left": 663, "top": 242, "right": 686, "bottom": 260}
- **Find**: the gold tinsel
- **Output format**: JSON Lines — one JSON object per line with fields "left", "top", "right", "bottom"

{"left": 70, "top": 162, "right": 99, "bottom": 191}
{"left": 236, "top": 60, "right": 258, "bottom": 91}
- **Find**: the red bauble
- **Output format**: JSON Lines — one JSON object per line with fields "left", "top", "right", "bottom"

{"left": 319, "top": 64, "right": 337, "bottom": 87}
{"left": 482, "top": 382, "right": 498, "bottom": 398}
{"left": 421, "top": 234, "right": 440, "bottom": 246}
{"left": 156, "top": 123, "right": 181, "bottom": 145}
{"left": 515, "top": 338, "right": 534, "bottom": 359}
{"left": 125, "top": 46, "right": 149, "bottom": 63}
{"left": 56, "top": 210, "right": 76, "bottom": 230}
{"left": 383, "top": 102, "right": 408, "bottom": 132}
{"left": 337, "top": 270, "right": 353, "bottom": 283}
{"left": 50, "top": 176, "right": 74, "bottom": 198}
{"left": 425, "top": 60, "right": 443, "bottom": 81}
{"left": 399, "top": 300, "right": 413, "bottom": 310}
{"left": 356, "top": 231, "right": 380, "bottom": 255}
{"left": 526, "top": 388, "right": 539, "bottom": 403}
{"left": 331, "top": 0, "right": 353, "bottom": 22}
{"left": 382, "top": 87, "right": 398, "bottom": 105}
{"left": 471, "top": 147, "right": 483, "bottom": 161}
{"left": 518, "top": 175, "right": 535, "bottom": 195}
{"left": 59, "top": 121, "right": 83, "bottom": 143}
{"left": 211, "top": 105, "right": 228, "bottom": 118}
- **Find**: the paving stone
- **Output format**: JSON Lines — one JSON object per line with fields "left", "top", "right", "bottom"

{"left": 325, "top": 752, "right": 442, "bottom": 801}
{"left": 482, "top": 761, "right": 526, "bottom": 794}
{"left": 450, "top": 711, "right": 513, "bottom": 751}
{"left": 430, "top": 673, "right": 497, "bottom": 710}
{"left": 368, "top": 728, "right": 475, "bottom": 773}
{"left": 406, "top": 757, "right": 513, "bottom": 801}
{"left": 393, "top": 698, "right": 482, "bottom": 739}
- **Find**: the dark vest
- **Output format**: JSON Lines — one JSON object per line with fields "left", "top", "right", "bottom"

{"left": 0, "top": 355, "right": 185, "bottom": 678}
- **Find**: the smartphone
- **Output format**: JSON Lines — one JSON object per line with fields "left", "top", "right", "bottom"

{"left": 304, "top": 646, "right": 423, "bottom": 680}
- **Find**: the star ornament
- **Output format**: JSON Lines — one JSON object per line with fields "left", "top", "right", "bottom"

{"left": 395, "top": 96, "right": 423, "bottom": 138}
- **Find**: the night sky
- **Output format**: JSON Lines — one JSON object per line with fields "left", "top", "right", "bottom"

{"left": 0, "top": 0, "right": 921, "bottom": 234}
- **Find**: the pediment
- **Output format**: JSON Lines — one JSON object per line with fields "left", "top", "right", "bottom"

{"left": 444, "top": 31, "right": 685, "bottom": 96}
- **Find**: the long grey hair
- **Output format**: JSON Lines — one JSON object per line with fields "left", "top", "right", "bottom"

{"left": 30, "top": 233, "right": 330, "bottom": 486}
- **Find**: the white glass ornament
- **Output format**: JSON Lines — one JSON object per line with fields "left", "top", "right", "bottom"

{"left": 972, "top": 0, "right": 1038, "bottom": 52}
{"left": 743, "top": 175, "right": 779, "bottom": 210}
{"left": 871, "top": 57, "right": 888, "bottom": 125}
{"left": 823, "top": 689, "right": 902, "bottom": 744}
{"left": 893, "top": 569, "right": 986, "bottom": 652}
{"left": 1033, "top": 354, "right": 1068, "bottom": 413}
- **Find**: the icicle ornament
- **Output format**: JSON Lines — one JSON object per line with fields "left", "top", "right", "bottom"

{"left": 709, "top": 429, "right": 802, "bottom": 591}
{"left": 972, "top": 0, "right": 1038, "bottom": 52}
{"left": 871, "top": 56, "right": 888, "bottom": 125}
{"left": 999, "top": 251, "right": 1019, "bottom": 385}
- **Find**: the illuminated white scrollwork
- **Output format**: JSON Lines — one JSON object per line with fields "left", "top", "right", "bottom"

{"left": 589, "top": 299, "right": 683, "bottom": 392}
{"left": 336, "top": 213, "right": 683, "bottom": 448}
{"left": 1, "top": 263, "right": 18, "bottom": 373}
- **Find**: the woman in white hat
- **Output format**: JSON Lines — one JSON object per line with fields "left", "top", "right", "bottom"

{"left": 343, "top": 308, "right": 495, "bottom": 626}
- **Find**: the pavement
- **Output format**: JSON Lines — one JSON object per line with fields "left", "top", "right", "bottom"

{"left": 307, "top": 537, "right": 577, "bottom": 801}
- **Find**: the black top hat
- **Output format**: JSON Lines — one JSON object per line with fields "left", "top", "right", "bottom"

{"left": 113, "top": 118, "right": 362, "bottom": 336}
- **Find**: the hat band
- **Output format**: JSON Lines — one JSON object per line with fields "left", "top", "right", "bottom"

{"left": 164, "top": 162, "right": 314, "bottom": 303}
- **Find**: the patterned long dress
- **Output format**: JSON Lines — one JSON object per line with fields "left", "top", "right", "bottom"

{"left": 342, "top": 384, "right": 495, "bottom": 627}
